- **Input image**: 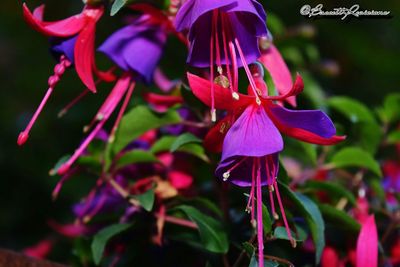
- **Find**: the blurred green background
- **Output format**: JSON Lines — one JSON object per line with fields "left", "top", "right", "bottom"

{"left": 0, "top": 0, "right": 399, "bottom": 261}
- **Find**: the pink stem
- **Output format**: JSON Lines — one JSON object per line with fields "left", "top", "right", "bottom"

{"left": 256, "top": 158, "right": 264, "bottom": 267}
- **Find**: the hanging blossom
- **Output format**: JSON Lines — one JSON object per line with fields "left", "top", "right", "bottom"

{"left": 18, "top": 3, "right": 115, "bottom": 146}
{"left": 188, "top": 66, "right": 345, "bottom": 266}
{"left": 58, "top": 8, "right": 178, "bottom": 175}
{"left": 175, "top": 0, "right": 268, "bottom": 122}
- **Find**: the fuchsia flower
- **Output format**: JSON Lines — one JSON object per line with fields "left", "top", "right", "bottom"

{"left": 58, "top": 12, "right": 172, "bottom": 175}
{"left": 18, "top": 3, "right": 115, "bottom": 146}
{"left": 175, "top": 0, "right": 268, "bottom": 121}
{"left": 187, "top": 68, "right": 344, "bottom": 265}
{"left": 356, "top": 215, "right": 378, "bottom": 267}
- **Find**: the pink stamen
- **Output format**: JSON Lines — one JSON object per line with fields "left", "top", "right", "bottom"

{"left": 220, "top": 13, "right": 234, "bottom": 94}
{"left": 58, "top": 89, "right": 90, "bottom": 118}
{"left": 266, "top": 158, "right": 278, "bottom": 219}
{"left": 234, "top": 38, "right": 260, "bottom": 99}
{"left": 256, "top": 158, "right": 264, "bottom": 267}
{"left": 223, "top": 157, "right": 247, "bottom": 181}
{"left": 109, "top": 81, "right": 136, "bottom": 143}
{"left": 213, "top": 10, "right": 222, "bottom": 69}
{"left": 228, "top": 41, "right": 239, "bottom": 92}
{"left": 274, "top": 181, "right": 296, "bottom": 248}
{"left": 18, "top": 56, "right": 71, "bottom": 146}
{"left": 209, "top": 10, "right": 216, "bottom": 121}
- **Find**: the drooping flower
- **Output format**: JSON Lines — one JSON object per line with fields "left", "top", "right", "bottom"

{"left": 175, "top": 0, "right": 268, "bottom": 121}
{"left": 18, "top": 4, "right": 115, "bottom": 146}
{"left": 22, "top": 3, "right": 106, "bottom": 91}
{"left": 188, "top": 69, "right": 344, "bottom": 265}
{"left": 58, "top": 13, "right": 171, "bottom": 175}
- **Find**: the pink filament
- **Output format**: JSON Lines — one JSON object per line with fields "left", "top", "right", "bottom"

{"left": 256, "top": 158, "right": 264, "bottom": 267}
{"left": 227, "top": 156, "right": 247, "bottom": 173}
{"left": 109, "top": 81, "right": 136, "bottom": 142}
{"left": 274, "top": 181, "right": 295, "bottom": 245}
{"left": 220, "top": 13, "right": 234, "bottom": 94}
{"left": 233, "top": 38, "right": 260, "bottom": 98}
{"left": 58, "top": 89, "right": 90, "bottom": 118}
{"left": 209, "top": 10, "right": 216, "bottom": 119}
{"left": 18, "top": 57, "right": 71, "bottom": 146}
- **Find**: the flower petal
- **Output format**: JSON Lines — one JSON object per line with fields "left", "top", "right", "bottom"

{"left": 168, "top": 170, "right": 193, "bottom": 189}
{"left": 22, "top": 3, "right": 86, "bottom": 37}
{"left": 74, "top": 20, "right": 97, "bottom": 92}
{"left": 204, "top": 114, "right": 235, "bottom": 153}
{"left": 356, "top": 215, "right": 378, "bottom": 267}
{"left": 266, "top": 103, "right": 346, "bottom": 145}
{"left": 259, "top": 45, "right": 296, "bottom": 106}
{"left": 187, "top": 72, "right": 253, "bottom": 110}
{"left": 321, "top": 247, "right": 340, "bottom": 267}
{"left": 222, "top": 105, "right": 283, "bottom": 160}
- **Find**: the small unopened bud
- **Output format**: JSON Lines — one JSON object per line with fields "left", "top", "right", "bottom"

{"left": 222, "top": 171, "right": 230, "bottom": 181}
{"left": 232, "top": 92, "right": 240, "bottom": 100}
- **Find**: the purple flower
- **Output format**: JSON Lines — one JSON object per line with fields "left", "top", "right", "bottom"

{"left": 98, "top": 16, "right": 167, "bottom": 84}
{"left": 175, "top": 0, "right": 267, "bottom": 67}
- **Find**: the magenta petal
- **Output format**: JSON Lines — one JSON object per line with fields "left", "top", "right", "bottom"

{"left": 259, "top": 45, "right": 295, "bottom": 106}
{"left": 222, "top": 105, "right": 283, "bottom": 159}
{"left": 269, "top": 105, "right": 337, "bottom": 138}
{"left": 356, "top": 215, "right": 378, "bottom": 267}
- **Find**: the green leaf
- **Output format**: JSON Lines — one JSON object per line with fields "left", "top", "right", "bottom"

{"left": 329, "top": 147, "right": 382, "bottom": 177}
{"left": 150, "top": 136, "right": 176, "bottom": 154}
{"left": 131, "top": 189, "right": 155, "bottom": 212}
{"left": 318, "top": 204, "right": 360, "bottom": 233}
{"left": 262, "top": 202, "right": 273, "bottom": 234}
{"left": 249, "top": 255, "right": 279, "bottom": 267}
{"left": 170, "top": 133, "right": 202, "bottom": 152}
{"left": 273, "top": 225, "right": 307, "bottom": 242}
{"left": 279, "top": 183, "right": 325, "bottom": 264}
{"left": 301, "top": 72, "right": 326, "bottom": 109}
{"left": 355, "top": 121, "right": 382, "bottom": 155}
{"left": 91, "top": 223, "right": 132, "bottom": 265}
{"left": 113, "top": 106, "right": 182, "bottom": 153}
{"left": 327, "top": 96, "right": 376, "bottom": 123}
{"left": 305, "top": 180, "right": 356, "bottom": 205}
{"left": 266, "top": 12, "right": 285, "bottom": 35}
{"left": 380, "top": 93, "right": 400, "bottom": 123}
{"left": 242, "top": 242, "right": 255, "bottom": 256}
{"left": 49, "top": 155, "right": 70, "bottom": 176}
{"left": 116, "top": 150, "right": 159, "bottom": 169}
{"left": 387, "top": 130, "right": 400, "bottom": 144}
{"left": 173, "top": 205, "right": 229, "bottom": 253}
{"left": 110, "top": 0, "right": 129, "bottom": 16}
{"left": 177, "top": 143, "right": 210, "bottom": 162}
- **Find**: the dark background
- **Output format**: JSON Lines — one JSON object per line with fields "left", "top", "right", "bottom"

{"left": 0, "top": 0, "right": 399, "bottom": 261}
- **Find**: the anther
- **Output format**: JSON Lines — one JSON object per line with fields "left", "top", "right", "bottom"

{"left": 96, "top": 113, "right": 105, "bottom": 121}
{"left": 290, "top": 239, "right": 297, "bottom": 248}
{"left": 232, "top": 92, "right": 240, "bottom": 100}
{"left": 273, "top": 212, "right": 279, "bottom": 220}
{"left": 222, "top": 172, "right": 230, "bottom": 181}
{"left": 211, "top": 109, "right": 217, "bottom": 122}
{"left": 217, "top": 66, "right": 223, "bottom": 75}
{"left": 251, "top": 219, "right": 257, "bottom": 229}
{"left": 256, "top": 98, "right": 261, "bottom": 105}
{"left": 268, "top": 185, "right": 274, "bottom": 192}
{"left": 222, "top": 171, "right": 230, "bottom": 181}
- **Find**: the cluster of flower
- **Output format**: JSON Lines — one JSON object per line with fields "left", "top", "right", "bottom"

{"left": 18, "top": 1, "right": 350, "bottom": 266}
